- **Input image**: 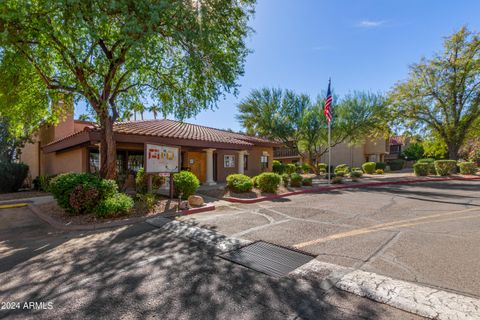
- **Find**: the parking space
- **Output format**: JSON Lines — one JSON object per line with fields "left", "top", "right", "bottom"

{"left": 182, "top": 180, "right": 480, "bottom": 298}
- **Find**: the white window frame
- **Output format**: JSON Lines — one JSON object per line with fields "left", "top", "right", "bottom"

{"left": 224, "top": 155, "right": 235, "bottom": 168}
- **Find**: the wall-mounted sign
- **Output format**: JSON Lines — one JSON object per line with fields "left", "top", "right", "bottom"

{"left": 145, "top": 144, "right": 180, "bottom": 173}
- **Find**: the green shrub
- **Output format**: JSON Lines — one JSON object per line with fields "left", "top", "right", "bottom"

{"left": 135, "top": 193, "right": 157, "bottom": 211}
{"left": 285, "top": 163, "right": 297, "bottom": 174}
{"left": 173, "top": 171, "right": 200, "bottom": 198}
{"left": 272, "top": 160, "right": 285, "bottom": 174}
{"left": 290, "top": 173, "right": 303, "bottom": 187}
{"left": 362, "top": 162, "right": 376, "bottom": 174}
{"left": 252, "top": 175, "right": 259, "bottom": 188}
{"left": 413, "top": 163, "right": 429, "bottom": 176}
{"left": 458, "top": 162, "right": 478, "bottom": 175}
{"left": 256, "top": 172, "right": 282, "bottom": 193}
{"left": 302, "top": 178, "right": 313, "bottom": 186}
{"left": 135, "top": 167, "right": 165, "bottom": 194}
{"left": 301, "top": 163, "right": 312, "bottom": 173}
{"left": 350, "top": 171, "right": 362, "bottom": 179}
{"left": 226, "top": 174, "right": 253, "bottom": 193}
{"left": 415, "top": 159, "right": 436, "bottom": 175}
{"left": 417, "top": 158, "right": 435, "bottom": 164}
{"left": 434, "top": 160, "right": 457, "bottom": 176}
{"left": 335, "top": 171, "right": 346, "bottom": 177}
{"left": 33, "top": 174, "right": 56, "bottom": 192}
{"left": 352, "top": 167, "right": 362, "bottom": 172}
{"left": 375, "top": 169, "right": 384, "bottom": 174}
{"left": 50, "top": 173, "right": 102, "bottom": 211}
{"left": 387, "top": 160, "right": 405, "bottom": 171}
{"left": 401, "top": 143, "right": 424, "bottom": 161}
{"left": 68, "top": 184, "right": 101, "bottom": 214}
{"left": 317, "top": 163, "right": 327, "bottom": 172}
{"left": 295, "top": 164, "right": 304, "bottom": 174}
{"left": 95, "top": 193, "right": 134, "bottom": 218}
{"left": 335, "top": 164, "right": 350, "bottom": 174}
{"left": 375, "top": 162, "right": 386, "bottom": 170}
{"left": 281, "top": 173, "right": 290, "bottom": 187}
{"left": 0, "top": 162, "right": 29, "bottom": 193}
{"left": 332, "top": 176, "right": 343, "bottom": 184}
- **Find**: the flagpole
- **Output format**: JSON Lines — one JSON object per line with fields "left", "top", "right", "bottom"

{"left": 328, "top": 119, "right": 331, "bottom": 184}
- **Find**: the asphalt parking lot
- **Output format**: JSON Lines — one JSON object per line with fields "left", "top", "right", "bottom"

{"left": 184, "top": 180, "right": 480, "bottom": 298}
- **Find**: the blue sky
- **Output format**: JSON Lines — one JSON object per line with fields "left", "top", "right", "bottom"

{"left": 76, "top": 0, "right": 480, "bottom": 131}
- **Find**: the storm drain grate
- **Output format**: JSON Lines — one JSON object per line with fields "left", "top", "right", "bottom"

{"left": 219, "top": 241, "right": 314, "bottom": 277}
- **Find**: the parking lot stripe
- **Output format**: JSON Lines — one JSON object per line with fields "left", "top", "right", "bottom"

{"left": 294, "top": 207, "right": 480, "bottom": 248}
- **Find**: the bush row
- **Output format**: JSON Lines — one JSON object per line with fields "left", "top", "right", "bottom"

{"left": 0, "top": 162, "right": 29, "bottom": 193}
{"left": 414, "top": 160, "right": 477, "bottom": 176}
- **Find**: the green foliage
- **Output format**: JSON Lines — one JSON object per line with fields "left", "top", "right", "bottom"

{"left": 417, "top": 158, "right": 435, "bottom": 163}
{"left": 290, "top": 173, "right": 303, "bottom": 187}
{"left": 251, "top": 175, "right": 259, "bottom": 188}
{"left": 281, "top": 173, "right": 290, "bottom": 186}
{"left": 238, "top": 88, "right": 388, "bottom": 166}
{"left": 173, "top": 171, "right": 200, "bottom": 199}
{"left": 389, "top": 27, "right": 480, "bottom": 159}
{"left": 350, "top": 170, "right": 363, "bottom": 178}
{"left": 335, "top": 171, "right": 346, "bottom": 177}
{"left": 422, "top": 138, "right": 448, "bottom": 159}
{"left": 95, "top": 193, "right": 134, "bottom": 218}
{"left": 434, "top": 160, "right": 458, "bottom": 176}
{"left": 135, "top": 167, "right": 165, "bottom": 194}
{"left": 332, "top": 176, "right": 343, "bottom": 184}
{"left": 375, "top": 162, "right": 386, "bottom": 170}
{"left": 458, "top": 162, "right": 478, "bottom": 175}
{"left": 362, "top": 162, "right": 376, "bottom": 174}
{"left": 49, "top": 173, "right": 98, "bottom": 210}
{"left": 256, "top": 172, "right": 282, "bottom": 193}
{"left": 352, "top": 167, "right": 362, "bottom": 172}
{"left": 317, "top": 163, "right": 327, "bottom": 172}
{"left": 1, "top": 0, "right": 254, "bottom": 178}
{"left": 68, "top": 185, "right": 101, "bottom": 215}
{"left": 226, "top": 174, "right": 253, "bottom": 193}
{"left": 387, "top": 160, "right": 405, "bottom": 171}
{"left": 285, "top": 163, "right": 297, "bottom": 174}
{"left": 401, "top": 143, "right": 424, "bottom": 161}
{"left": 272, "top": 160, "right": 285, "bottom": 174}
{"left": 301, "top": 163, "right": 312, "bottom": 173}
{"left": 135, "top": 193, "right": 157, "bottom": 211}
{"left": 0, "top": 162, "right": 29, "bottom": 193}
{"left": 375, "top": 169, "right": 384, "bottom": 174}
{"left": 302, "top": 178, "right": 313, "bottom": 186}
{"left": 413, "top": 163, "right": 430, "bottom": 176}
{"left": 335, "top": 164, "right": 350, "bottom": 174}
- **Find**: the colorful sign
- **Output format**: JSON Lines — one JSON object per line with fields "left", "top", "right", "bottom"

{"left": 145, "top": 144, "right": 180, "bottom": 173}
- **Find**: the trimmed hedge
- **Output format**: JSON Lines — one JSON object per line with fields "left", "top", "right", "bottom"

{"left": 375, "top": 162, "right": 386, "bottom": 170}
{"left": 272, "top": 160, "right": 285, "bottom": 174}
{"left": 301, "top": 163, "right": 312, "bottom": 173}
{"left": 458, "top": 162, "right": 477, "bottom": 175}
{"left": 350, "top": 170, "right": 362, "bottom": 179}
{"left": 0, "top": 162, "right": 29, "bottom": 193}
{"left": 317, "top": 163, "right": 327, "bottom": 172}
{"left": 256, "top": 172, "right": 282, "bottom": 193}
{"left": 226, "top": 174, "right": 253, "bottom": 193}
{"left": 362, "top": 162, "right": 376, "bottom": 174}
{"left": 417, "top": 158, "right": 435, "bottom": 164}
{"left": 290, "top": 173, "right": 303, "bottom": 187}
{"left": 173, "top": 171, "right": 200, "bottom": 198}
{"left": 281, "top": 173, "right": 290, "bottom": 187}
{"left": 434, "top": 160, "right": 457, "bottom": 176}
{"left": 302, "top": 177, "right": 313, "bottom": 186}
{"left": 387, "top": 159, "right": 405, "bottom": 171}
{"left": 413, "top": 163, "right": 429, "bottom": 176}
{"left": 335, "top": 164, "right": 350, "bottom": 174}
{"left": 285, "top": 163, "right": 297, "bottom": 174}
{"left": 95, "top": 193, "right": 134, "bottom": 218}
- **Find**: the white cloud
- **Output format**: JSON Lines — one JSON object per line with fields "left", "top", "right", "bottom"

{"left": 357, "top": 20, "right": 387, "bottom": 28}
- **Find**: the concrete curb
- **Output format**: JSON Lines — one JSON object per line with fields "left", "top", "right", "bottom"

{"left": 146, "top": 216, "right": 250, "bottom": 252}
{"left": 224, "top": 176, "right": 480, "bottom": 203}
{"left": 291, "top": 260, "right": 480, "bottom": 320}
{"left": 28, "top": 203, "right": 216, "bottom": 231}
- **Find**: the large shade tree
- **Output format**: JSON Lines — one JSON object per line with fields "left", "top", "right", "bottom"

{"left": 0, "top": 0, "right": 254, "bottom": 178}
{"left": 237, "top": 88, "right": 387, "bottom": 167}
{"left": 389, "top": 27, "right": 480, "bottom": 159}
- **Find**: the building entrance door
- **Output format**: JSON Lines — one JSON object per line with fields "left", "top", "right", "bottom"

{"left": 187, "top": 152, "right": 206, "bottom": 182}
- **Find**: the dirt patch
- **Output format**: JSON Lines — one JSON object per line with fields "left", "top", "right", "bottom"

{"left": 35, "top": 197, "right": 177, "bottom": 226}
{"left": 0, "top": 190, "right": 50, "bottom": 202}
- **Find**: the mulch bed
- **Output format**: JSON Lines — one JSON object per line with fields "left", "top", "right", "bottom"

{"left": 0, "top": 190, "right": 51, "bottom": 202}
{"left": 35, "top": 196, "right": 177, "bottom": 226}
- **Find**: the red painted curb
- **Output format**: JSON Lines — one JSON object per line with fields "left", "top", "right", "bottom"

{"left": 181, "top": 204, "right": 216, "bottom": 215}
{"left": 224, "top": 176, "right": 480, "bottom": 204}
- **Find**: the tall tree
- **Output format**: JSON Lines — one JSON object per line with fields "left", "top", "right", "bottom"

{"left": 0, "top": 0, "right": 254, "bottom": 178}
{"left": 389, "top": 27, "right": 480, "bottom": 159}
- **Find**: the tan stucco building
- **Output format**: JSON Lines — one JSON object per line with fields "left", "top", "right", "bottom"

{"left": 274, "top": 138, "right": 390, "bottom": 168}
{"left": 20, "top": 113, "right": 278, "bottom": 184}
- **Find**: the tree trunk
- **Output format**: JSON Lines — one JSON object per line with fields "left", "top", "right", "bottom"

{"left": 99, "top": 113, "right": 117, "bottom": 180}
{"left": 447, "top": 142, "right": 460, "bottom": 160}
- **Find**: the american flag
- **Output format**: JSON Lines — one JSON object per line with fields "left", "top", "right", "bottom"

{"left": 324, "top": 79, "right": 332, "bottom": 124}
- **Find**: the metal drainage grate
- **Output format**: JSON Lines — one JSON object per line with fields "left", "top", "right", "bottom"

{"left": 219, "top": 241, "right": 314, "bottom": 277}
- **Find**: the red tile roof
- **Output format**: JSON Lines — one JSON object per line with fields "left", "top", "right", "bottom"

{"left": 44, "top": 119, "right": 277, "bottom": 151}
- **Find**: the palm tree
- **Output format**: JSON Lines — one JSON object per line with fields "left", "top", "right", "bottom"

{"left": 148, "top": 104, "right": 160, "bottom": 120}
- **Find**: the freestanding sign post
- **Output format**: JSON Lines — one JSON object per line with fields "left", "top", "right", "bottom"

{"left": 144, "top": 143, "right": 180, "bottom": 198}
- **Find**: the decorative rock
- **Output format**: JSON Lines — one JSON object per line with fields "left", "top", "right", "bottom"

{"left": 188, "top": 195, "right": 204, "bottom": 207}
